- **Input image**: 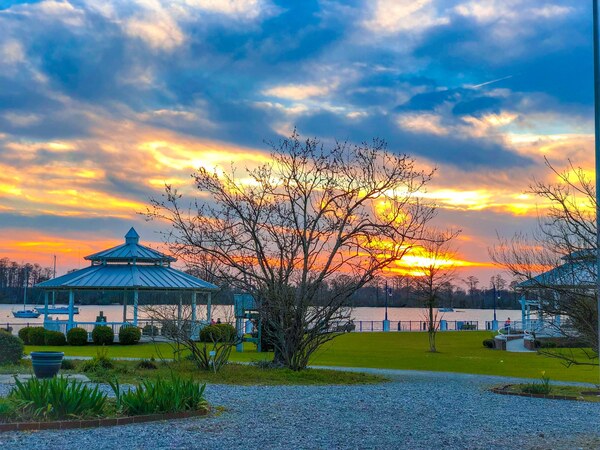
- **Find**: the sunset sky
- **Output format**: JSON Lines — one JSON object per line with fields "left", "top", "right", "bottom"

{"left": 0, "top": 0, "right": 595, "bottom": 284}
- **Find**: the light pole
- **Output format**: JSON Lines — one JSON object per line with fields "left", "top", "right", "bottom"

{"left": 593, "top": 0, "right": 600, "bottom": 386}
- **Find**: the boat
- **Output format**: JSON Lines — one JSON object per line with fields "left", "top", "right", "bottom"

{"left": 439, "top": 307, "right": 454, "bottom": 312}
{"left": 12, "top": 268, "right": 41, "bottom": 319}
{"left": 12, "top": 309, "right": 41, "bottom": 319}
{"left": 36, "top": 306, "right": 79, "bottom": 315}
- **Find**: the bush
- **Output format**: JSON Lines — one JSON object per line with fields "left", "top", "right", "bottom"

{"left": 200, "top": 324, "right": 237, "bottom": 343}
{"left": 119, "top": 326, "right": 141, "bottom": 345}
{"left": 61, "top": 359, "right": 76, "bottom": 370}
{"left": 0, "top": 330, "right": 24, "bottom": 365}
{"left": 66, "top": 327, "right": 88, "bottom": 346}
{"left": 142, "top": 324, "right": 159, "bottom": 337}
{"left": 110, "top": 376, "right": 208, "bottom": 416}
{"left": 44, "top": 330, "right": 66, "bottom": 346}
{"left": 92, "top": 325, "right": 114, "bottom": 345}
{"left": 482, "top": 339, "right": 495, "bottom": 349}
{"left": 136, "top": 359, "right": 158, "bottom": 370}
{"left": 18, "top": 327, "right": 35, "bottom": 345}
{"left": 9, "top": 376, "right": 107, "bottom": 420}
{"left": 81, "top": 348, "right": 114, "bottom": 372}
{"left": 28, "top": 327, "right": 47, "bottom": 346}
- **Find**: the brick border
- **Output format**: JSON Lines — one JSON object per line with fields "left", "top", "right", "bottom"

{"left": 490, "top": 384, "right": 580, "bottom": 401}
{"left": 0, "top": 408, "right": 209, "bottom": 433}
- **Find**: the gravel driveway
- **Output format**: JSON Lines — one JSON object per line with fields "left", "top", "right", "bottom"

{"left": 0, "top": 369, "right": 598, "bottom": 450}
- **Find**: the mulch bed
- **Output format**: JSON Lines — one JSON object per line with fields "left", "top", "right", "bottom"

{"left": 0, "top": 409, "right": 209, "bottom": 433}
{"left": 490, "top": 384, "right": 580, "bottom": 401}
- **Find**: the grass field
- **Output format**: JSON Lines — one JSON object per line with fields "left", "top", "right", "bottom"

{"left": 24, "top": 331, "right": 599, "bottom": 383}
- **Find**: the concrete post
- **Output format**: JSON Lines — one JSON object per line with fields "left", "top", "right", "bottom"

{"left": 133, "top": 289, "right": 139, "bottom": 326}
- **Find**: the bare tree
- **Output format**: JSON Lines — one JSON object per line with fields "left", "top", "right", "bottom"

{"left": 148, "top": 132, "right": 437, "bottom": 370}
{"left": 491, "top": 159, "right": 598, "bottom": 366}
{"left": 411, "top": 230, "right": 459, "bottom": 352}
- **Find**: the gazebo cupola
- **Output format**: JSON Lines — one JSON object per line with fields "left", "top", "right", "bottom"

{"left": 85, "top": 227, "right": 176, "bottom": 267}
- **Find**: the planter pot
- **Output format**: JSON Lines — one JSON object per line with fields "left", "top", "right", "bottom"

{"left": 30, "top": 351, "right": 64, "bottom": 379}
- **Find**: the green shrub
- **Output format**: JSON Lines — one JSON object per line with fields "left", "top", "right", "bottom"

{"left": 28, "top": 327, "right": 47, "bottom": 346}
{"left": 0, "top": 397, "right": 13, "bottom": 420}
{"left": 67, "top": 327, "right": 88, "bottom": 346}
{"left": 9, "top": 376, "right": 107, "bottom": 420}
{"left": 136, "top": 359, "right": 158, "bottom": 370}
{"left": 142, "top": 324, "right": 159, "bottom": 337}
{"left": 18, "top": 326, "right": 35, "bottom": 345}
{"left": 44, "top": 330, "right": 66, "bottom": 346}
{"left": 81, "top": 348, "right": 114, "bottom": 372}
{"left": 482, "top": 339, "right": 495, "bottom": 349}
{"left": 119, "top": 326, "right": 141, "bottom": 345}
{"left": 92, "top": 325, "right": 114, "bottom": 345}
{"left": 0, "top": 330, "right": 24, "bottom": 365}
{"left": 200, "top": 324, "right": 237, "bottom": 343}
{"left": 61, "top": 359, "right": 76, "bottom": 370}
{"left": 110, "top": 376, "right": 208, "bottom": 416}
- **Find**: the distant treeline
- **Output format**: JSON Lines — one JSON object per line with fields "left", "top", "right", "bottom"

{"left": 0, "top": 258, "right": 519, "bottom": 310}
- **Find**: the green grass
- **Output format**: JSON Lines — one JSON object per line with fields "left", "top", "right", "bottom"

{"left": 0, "top": 359, "right": 384, "bottom": 386}
{"left": 22, "top": 332, "right": 599, "bottom": 383}
{"left": 501, "top": 384, "right": 600, "bottom": 402}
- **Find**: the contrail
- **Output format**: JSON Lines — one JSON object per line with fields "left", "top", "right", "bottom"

{"left": 470, "top": 74, "right": 514, "bottom": 89}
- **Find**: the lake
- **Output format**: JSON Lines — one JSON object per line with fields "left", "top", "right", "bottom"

{"left": 0, "top": 303, "right": 520, "bottom": 326}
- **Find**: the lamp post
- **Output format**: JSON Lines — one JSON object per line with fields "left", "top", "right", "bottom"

{"left": 593, "top": 0, "right": 600, "bottom": 386}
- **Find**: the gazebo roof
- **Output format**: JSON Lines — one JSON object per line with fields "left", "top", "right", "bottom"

{"left": 516, "top": 251, "right": 595, "bottom": 289}
{"left": 36, "top": 228, "right": 218, "bottom": 291}
{"left": 85, "top": 227, "right": 176, "bottom": 264}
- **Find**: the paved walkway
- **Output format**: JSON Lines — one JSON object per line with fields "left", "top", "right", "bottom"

{"left": 1, "top": 369, "right": 599, "bottom": 449}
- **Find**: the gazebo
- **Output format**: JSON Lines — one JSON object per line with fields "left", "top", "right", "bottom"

{"left": 36, "top": 228, "right": 218, "bottom": 334}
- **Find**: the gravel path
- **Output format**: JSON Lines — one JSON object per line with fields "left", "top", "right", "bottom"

{"left": 0, "top": 369, "right": 598, "bottom": 450}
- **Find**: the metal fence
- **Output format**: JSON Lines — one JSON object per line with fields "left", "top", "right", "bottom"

{"left": 2, "top": 319, "right": 489, "bottom": 337}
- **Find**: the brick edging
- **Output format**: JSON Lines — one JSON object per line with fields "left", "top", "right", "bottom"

{"left": 490, "top": 384, "right": 580, "bottom": 401}
{"left": 0, "top": 408, "right": 209, "bottom": 433}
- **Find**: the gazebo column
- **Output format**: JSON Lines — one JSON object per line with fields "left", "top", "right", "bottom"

{"left": 43, "top": 291, "right": 49, "bottom": 322}
{"left": 68, "top": 289, "right": 75, "bottom": 331}
{"left": 133, "top": 289, "right": 139, "bottom": 326}
{"left": 178, "top": 293, "right": 183, "bottom": 325}
{"left": 123, "top": 291, "right": 128, "bottom": 323}
{"left": 206, "top": 291, "right": 212, "bottom": 323}
{"left": 520, "top": 295, "right": 526, "bottom": 330}
{"left": 191, "top": 291, "right": 197, "bottom": 323}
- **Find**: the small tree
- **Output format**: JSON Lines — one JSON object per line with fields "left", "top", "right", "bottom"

{"left": 412, "top": 230, "right": 459, "bottom": 352}
{"left": 148, "top": 132, "right": 437, "bottom": 370}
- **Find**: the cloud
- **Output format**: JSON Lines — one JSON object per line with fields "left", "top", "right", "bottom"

{"left": 364, "top": 0, "right": 449, "bottom": 34}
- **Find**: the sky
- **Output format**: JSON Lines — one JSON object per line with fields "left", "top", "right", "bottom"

{"left": 0, "top": 0, "right": 596, "bottom": 285}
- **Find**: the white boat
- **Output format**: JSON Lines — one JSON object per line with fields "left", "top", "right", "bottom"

{"left": 36, "top": 306, "right": 79, "bottom": 315}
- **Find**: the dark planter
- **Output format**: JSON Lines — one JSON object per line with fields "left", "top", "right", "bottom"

{"left": 31, "top": 351, "right": 64, "bottom": 379}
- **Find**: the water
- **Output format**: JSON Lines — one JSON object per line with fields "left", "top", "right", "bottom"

{"left": 0, "top": 303, "right": 520, "bottom": 326}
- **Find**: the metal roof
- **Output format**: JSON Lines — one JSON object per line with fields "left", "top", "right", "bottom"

{"left": 85, "top": 227, "right": 176, "bottom": 263}
{"left": 516, "top": 253, "right": 595, "bottom": 289}
{"left": 36, "top": 228, "right": 218, "bottom": 291}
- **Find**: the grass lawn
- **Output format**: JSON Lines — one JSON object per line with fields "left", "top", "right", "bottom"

{"left": 500, "top": 384, "right": 600, "bottom": 402}
{"left": 0, "top": 359, "right": 384, "bottom": 386}
{"left": 23, "top": 331, "right": 599, "bottom": 383}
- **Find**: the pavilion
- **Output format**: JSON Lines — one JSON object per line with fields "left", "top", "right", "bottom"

{"left": 36, "top": 228, "right": 218, "bottom": 333}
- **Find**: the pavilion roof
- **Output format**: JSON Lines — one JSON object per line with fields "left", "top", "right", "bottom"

{"left": 36, "top": 228, "right": 218, "bottom": 291}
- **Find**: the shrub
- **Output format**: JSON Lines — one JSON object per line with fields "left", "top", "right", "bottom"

{"left": 142, "top": 324, "right": 159, "bottom": 337}
{"left": 521, "top": 371, "right": 551, "bottom": 395}
{"left": 67, "top": 327, "right": 88, "bottom": 346}
{"left": 9, "top": 376, "right": 107, "bottom": 420}
{"left": 200, "top": 324, "right": 237, "bottom": 343}
{"left": 119, "top": 326, "right": 141, "bottom": 345}
{"left": 18, "top": 326, "right": 35, "bottom": 345}
{"left": 92, "top": 325, "right": 114, "bottom": 345}
{"left": 61, "top": 359, "right": 76, "bottom": 370}
{"left": 28, "top": 327, "right": 47, "bottom": 346}
{"left": 482, "top": 339, "right": 495, "bottom": 349}
{"left": 110, "top": 376, "right": 208, "bottom": 416}
{"left": 44, "top": 330, "right": 66, "bottom": 346}
{"left": 0, "top": 330, "right": 24, "bottom": 365}
{"left": 136, "top": 359, "right": 158, "bottom": 370}
{"left": 81, "top": 348, "right": 114, "bottom": 372}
